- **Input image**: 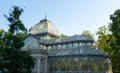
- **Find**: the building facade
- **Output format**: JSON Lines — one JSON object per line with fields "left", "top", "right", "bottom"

{"left": 23, "top": 18, "right": 113, "bottom": 73}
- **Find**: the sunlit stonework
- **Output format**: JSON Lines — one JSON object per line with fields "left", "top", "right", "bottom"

{"left": 23, "top": 18, "right": 112, "bottom": 73}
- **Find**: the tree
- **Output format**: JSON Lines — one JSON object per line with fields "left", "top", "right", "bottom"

{"left": 96, "top": 25, "right": 114, "bottom": 55}
{"left": 109, "top": 9, "right": 120, "bottom": 73}
{"left": 0, "top": 6, "right": 34, "bottom": 73}
{"left": 97, "top": 9, "right": 120, "bottom": 73}
{"left": 0, "top": 29, "right": 6, "bottom": 48}
{"left": 109, "top": 9, "right": 120, "bottom": 55}
{"left": 82, "top": 30, "right": 93, "bottom": 38}
{"left": 4, "top": 6, "right": 27, "bottom": 34}
{"left": 60, "top": 33, "right": 68, "bottom": 38}
{"left": 0, "top": 29, "right": 6, "bottom": 63}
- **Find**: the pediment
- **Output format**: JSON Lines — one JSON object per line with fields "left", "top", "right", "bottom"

{"left": 23, "top": 34, "right": 40, "bottom": 50}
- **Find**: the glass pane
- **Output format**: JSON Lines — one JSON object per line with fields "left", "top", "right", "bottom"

{"left": 47, "top": 46, "right": 51, "bottom": 51}
{"left": 73, "top": 57, "right": 79, "bottom": 71}
{"left": 62, "top": 44, "right": 66, "bottom": 49}
{"left": 57, "top": 45, "right": 61, "bottom": 50}
{"left": 89, "top": 57, "right": 95, "bottom": 71}
{"left": 81, "top": 57, "right": 88, "bottom": 71}
{"left": 68, "top": 44, "right": 72, "bottom": 49}
{"left": 61, "top": 58, "right": 65, "bottom": 71}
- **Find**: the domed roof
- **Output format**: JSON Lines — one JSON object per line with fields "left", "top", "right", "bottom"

{"left": 29, "top": 19, "right": 60, "bottom": 37}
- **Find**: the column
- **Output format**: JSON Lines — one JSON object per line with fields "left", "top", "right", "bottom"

{"left": 37, "top": 58, "right": 41, "bottom": 73}
{"left": 44, "top": 58, "right": 48, "bottom": 73}
{"left": 71, "top": 57, "right": 73, "bottom": 71}
{"left": 66, "top": 44, "right": 69, "bottom": 55}
{"left": 79, "top": 57, "right": 81, "bottom": 72}
{"left": 72, "top": 43, "right": 73, "bottom": 49}
{"left": 87, "top": 57, "right": 90, "bottom": 72}
{"left": 78, "top": 42, "right": 81, "bottom": 48}
{"left": 61, "top": 44, "right": 63, "bottom": 49}
{"left": 77, "top": 43, "right": 79, "bottom": 49}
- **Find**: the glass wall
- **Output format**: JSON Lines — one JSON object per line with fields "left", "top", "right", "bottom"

{"left": 48, "top": 56, "right": 112, "bottom": 73}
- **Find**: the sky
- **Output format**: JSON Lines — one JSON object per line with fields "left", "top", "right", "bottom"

{"left": 0, "top": 0, "right": 120, "bottom": 36}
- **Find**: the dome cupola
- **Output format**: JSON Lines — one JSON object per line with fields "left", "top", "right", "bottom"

{"left": 29, "top": 18, "right": 60, "bottom": 39}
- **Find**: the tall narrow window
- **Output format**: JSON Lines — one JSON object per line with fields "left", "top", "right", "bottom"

{"left": 81, "top": 57, "right": 88, "bottom": 71}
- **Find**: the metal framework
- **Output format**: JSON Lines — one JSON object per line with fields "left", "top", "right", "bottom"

{"left": 31, "top": 35, "right": 112, "bottom": 73}
{"left": 26, "top": 19, "right": 113, "bottom": 73}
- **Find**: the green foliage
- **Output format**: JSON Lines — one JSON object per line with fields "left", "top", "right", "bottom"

{"left": 60, "top": 33, "right": 68, "bottom": 38}
{"left": 109, "top": 9, "right": 120, "bottom": 73}
{"left": 0, "top": 30, "right": 6, "bottom": 48}
{"left": 0, "top": 29, "right": 6, "bottom": 59}
{"left": 0, "top": 47, "right": 34, "bottom": 73}
{"left": 97, "top": 25, "right": 120, "bottom": 73}
{"left": 109, "top": 9, "right": 120, "bottom": 55}
{"left": 82, "top": 30, "right": 93, "bottom": 38}
{"left": 96, "top": 25, "right": 113, "bottom": 55}
{"left": 4, "top": 6, "right": 27, "bottom": 34}
{"left": 0, "top": 6, "right": 34, "bottom": 73}
{"left": 97, "top": 9, "right": 120, "bottom": 73}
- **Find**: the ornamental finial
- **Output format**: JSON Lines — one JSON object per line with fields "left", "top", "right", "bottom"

{"left": 45, "top": 14, "right": 47, "bottom": 19}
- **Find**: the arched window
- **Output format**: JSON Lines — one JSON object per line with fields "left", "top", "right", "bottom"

{"left": 73, "top": 43, "right": 78, "bottom": 49}
{"left": 56, "top": 58, "right": 61, "bottom": 71}
{"left": 68, "top": 44, "right": 72, "bottom": 49}
{"left": 67, "top": 58, "right": 72, "bottom": 71}
{"left": 52, "top": 45, "right": 56, "bottom": 51}
{"left": 104, "top": 58, "right": 110, "bottom": 71}
{"left": 61, "top": 58, "right": 65, "bottom": 71}
{"left": 49, "top": 58, "right": 54, "bottom": 71}
{"left": 86, "top": 42, "right": 92, "bottom": 47}
{"left": 73, "top": 57, "right": 79, "bottom": 71}
{"left": 57, "top": 45, "right": 61, "bottom": 50}
{"left": 94, "top": 57, "right": 104, "bottom": 71}
{"left": 79, "top": 42, "right": 86, "bottom": 47}
{"left": 62, "top": 44, "right": 67, "bottom": 49}
{"left": 81, "top": 57, "right": 88, "bottom": 71}
{"left": 47, "top": 46, "right": 51, "bottom": 51}
{"left": 89, "top": 57, "right": 95, "bottom": 71}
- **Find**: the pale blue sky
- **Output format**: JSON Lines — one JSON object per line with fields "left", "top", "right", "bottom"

{"left": 0, "top": 0, "right": 120, "bottom": 36}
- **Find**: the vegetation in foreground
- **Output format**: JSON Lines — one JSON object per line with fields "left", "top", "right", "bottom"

{"left": 0, "top": 6, "right": 34, "bottom": 73}
{"left": 0, "top": 6, "right": 120, "bottom": 73}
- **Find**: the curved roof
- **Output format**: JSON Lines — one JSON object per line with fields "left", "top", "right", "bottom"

{"left": 48, "top": 47, "right": 108, "bottom": 57}
{"left": 29, "top": 19, "right": 60, "bottom": 37}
